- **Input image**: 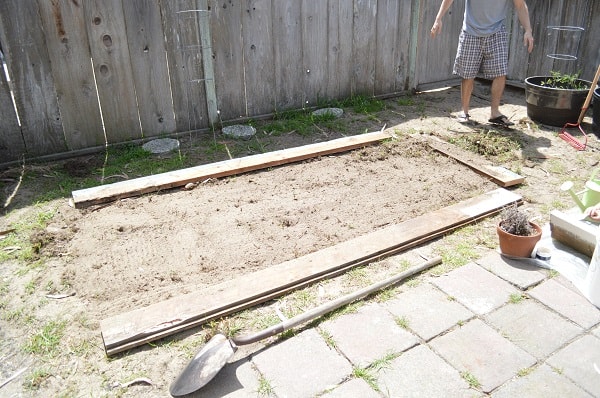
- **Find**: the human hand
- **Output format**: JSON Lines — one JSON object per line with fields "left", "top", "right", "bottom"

{"left": 523, "top": 31, "right": 534, "bottom": 53}
{"left": 431, "top": 20, "right": 442, "bottom": 38}
{"left": 584, "top": 204, "right": 600, "bottom": 221}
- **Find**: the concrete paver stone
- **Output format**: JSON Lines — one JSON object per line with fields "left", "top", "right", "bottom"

{"left": 321, "top": 302, "right": 418, "bottom": 367}
{"left": 432, "top": 262, "right": 519, "bottom": 315}
{"left": 546, "top": 334, "right": 600, "bottom": 396}
{"left": 377, "top": 344, "right": 477, "bottom": 398}
{"left": 491, "top": 363, "right": 593, "bottom": 398}
{"left": 320, "top": 378, "right": 381, "bottom": 398}
{"left": 528, "top": 278, "right": 600, "bottom": 329}
{"left": 485, "top": 299, "right": 583, "bottom": 359}
{"left": 430, "top": 318, "right": 536, "bottom": 393}
{"left": 251, "top": 328, "right": 352, "bottom": 398}
{"left": 475, "top": 251, "right": 547, "bottom": 289}
{"left": 385, "top": 282, "right": 473, "bottom": 341}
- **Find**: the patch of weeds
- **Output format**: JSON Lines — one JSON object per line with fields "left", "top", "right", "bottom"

{"left": 343, "top": 266, "right": 371, "bottom": 288}
{"left": 352, "top": 366, "right": 378, "bottom": 390}
{"left": 338, "top": 95, "right": 385, "bottom": 114}
{"left": 279, "top": 288, "right": 318, "bottom": 318}
{"left": 509, "top": 292, "right": 526, "bottom": 304}
{"left": 546, "top": 159, "right": 566, "bottom": 174}
{"left": 318, "top": 329, "right": 337, "bottom": 349}
{"left": 256, "top": 375, "right": 275, "bottom": 397}
{"left": 70, "top": 337, "right": 96, "bottom": 357}
{"left": 457, "top": 319, "right": 465, "bottom": 327}
{"left": 433, "top": 225, "right": 494, "bottom": 275}
{"left": 25, "top": 279, "right": 37, "bottom": 295}
{"left": 23, "top": 368, "right": 51, "bottom": 390}
{"left": 461, "top": 371, "right": 481, "bottom": 389}
{"left": 374, "top": 286, "right": 398, "bottom": 302}
{"left": 370, "top": 352, "right": 398, "bottom": 372}
{"left": 322, "top": 301, "right": 362, "bottom": 322}
{"left": 23, "top": 319, "right": 67, "bottom": 358}
{"left": 395, "top": 316, "right": 410, "bottom": 329}
{"left": 449, "top": 132, "right": 520, "bottom": 161}
{"left": 517, "top": 367, "right": 534, "bottom": 377}
{"left": 396, "top": 96, "right": 415, "bottom": 106}
{"left": 548, "top": 269, "right": 559, "bottom": 278}
{"left": 261, "top": 109, "right": 315, "bottom": 137}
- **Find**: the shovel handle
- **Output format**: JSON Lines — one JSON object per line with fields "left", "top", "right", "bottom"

{"left": 231, "top": 256, "right": 442, "bottom": 345}
{"left": 578, "top": 64, "right": 600, "bottom": 123}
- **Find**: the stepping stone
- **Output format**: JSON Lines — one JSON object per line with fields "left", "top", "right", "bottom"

{"left": 385, "top": 282, "right": 473, "bottom": 341}
{"left": 485, "top": 299, "right": 583, "bottom": 359}
{"left": 142, "top": 138, "right": 179, "bottom": 154}
{"left": 321, "top": 303, "right": 418, "bottom": 367}
{"left": 252, "top": 329, "right": 352, "bottom": 398}
{"left": 312, "top": 107, "right": 343, "bottom": 118}
{"left": 377, "top": 344, "right": 472, "bottom": 397}
{"left": 429, "top": 318, "right": 536, "bottom": 393}
{"left": 528, "top": 278, "right": 600, "bottom": 329}
{"left": 493, "top": 364, "right": 593, "bottom": 398}
{"left": 432, "top": 262, "right": 519, "bottom": 315}
{"left": 475, "top": 251, "right": 546, "bottom": 289}
{"left": 222, "top": 125, "right": 256, "bottom": 140}
{"left": 547, "top": 334, "right": 600, "bottom": 395}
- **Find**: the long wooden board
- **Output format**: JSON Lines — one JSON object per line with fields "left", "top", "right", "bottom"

{"left": 427, "top": 139, "right": 525, "bottom": 187}
{"left": 100, "top": 188, "right": 522, "bottom": 356}
{"left": 72, "top": 130, "right": 390, "bottom": 208}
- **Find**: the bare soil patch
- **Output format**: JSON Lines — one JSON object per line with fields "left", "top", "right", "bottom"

{"left": 1, "top": 81, "right": 599, "bottom": 397}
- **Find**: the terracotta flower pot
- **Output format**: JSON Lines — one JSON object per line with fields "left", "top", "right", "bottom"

{"left": 496, "top": 222, "right": 542, "bottom": 258}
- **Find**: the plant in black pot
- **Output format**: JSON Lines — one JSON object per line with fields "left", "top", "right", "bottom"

{"left": 496, "top": 204, "right": 542, "bottom": 258}
{"left": 525, "top": 70, "right": 593, "bottom": 127}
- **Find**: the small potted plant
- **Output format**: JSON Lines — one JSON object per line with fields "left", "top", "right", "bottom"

{"left": 525, "top": 70, "right": 593, "bottom": 127}
{"left": 497, "top": 204, "right": 542, "bottom": 257}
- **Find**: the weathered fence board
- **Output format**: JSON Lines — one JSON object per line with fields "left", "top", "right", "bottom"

{"left": 37, "top": 0, "right": 105, "bottom": 150}
{"left": 122, "top": 0, "right": 177, "bottom": 138}
{"left": 0, "top": 1, "right": 65, "bottom": 158}
{"left": 0, "top": 0, "right": 598, "bottom": 166}
{"left": 85, "top": 0, "right": 142, "bottom": 143}
{"left": 211, "top": 0, "right": 244, "bottom": 121}
{"left": 161, "top": 0, "right": 208, "bottom": 132}
{"left": 242, "top": 0, "right": 276, "bottom": 116}
{"left": 0, "top": 53, "right": 22, "bottom": 161}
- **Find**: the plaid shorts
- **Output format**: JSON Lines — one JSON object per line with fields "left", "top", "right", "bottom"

{"left": 453, "top": 27, "right": 508, "bottom": 79}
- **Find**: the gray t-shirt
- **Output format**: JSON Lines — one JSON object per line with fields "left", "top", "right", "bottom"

{"left": 463, "top": 0, "right": 511, "bottom": 36}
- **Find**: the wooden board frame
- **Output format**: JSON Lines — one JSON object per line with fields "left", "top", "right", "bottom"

{"left": 100, "top": 188, "right": 522, "bottom": 356}
{"left": 72, "top": 130, "right": 391, "bottom": 208}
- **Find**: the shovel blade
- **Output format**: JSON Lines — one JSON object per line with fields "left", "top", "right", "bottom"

{"left": 170, "top": 334, "right": 237, "bottom": 397}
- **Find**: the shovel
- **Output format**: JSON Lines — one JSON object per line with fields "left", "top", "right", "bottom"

{"left": 558, "top": 64, "right": 600, "bottom": 150}
{"left": 169, "top": 255, "right": 442, "bottom": 396}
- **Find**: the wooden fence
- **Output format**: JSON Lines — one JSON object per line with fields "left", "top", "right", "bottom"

{"left": 0, "top": 0, "right": 598, "bottom": 166}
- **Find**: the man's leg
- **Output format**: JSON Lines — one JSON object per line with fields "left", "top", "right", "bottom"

{"left": 490, "top": 75, "right": 506, "bottom": 119}
{"left": 461, "top": 78, "right": 475, "bottom": 116}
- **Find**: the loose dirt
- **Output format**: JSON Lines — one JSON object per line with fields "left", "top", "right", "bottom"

{"left": 1, "top": 80, "right": 599, "bottom": 397}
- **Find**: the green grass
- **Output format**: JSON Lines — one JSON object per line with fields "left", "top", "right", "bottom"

{"left": 23, "top": 319, "right": 67, "bottom": 358}
{"left": 461, "top": 371, "right": 481, "bottom": 388}
{"left": 509, "top": 293, "right": 525, "bottom": 304}
{"left": 23, "top": 368, "right": 51, "bottom": 390}
{"left": 256, "top": 375, "right": 275, "bottom": 396}
{"left": 395, "top": 316, "right": 410, "bottom": 329}
{"left": 352, "top": 366, "right": 378, "bottom": 390}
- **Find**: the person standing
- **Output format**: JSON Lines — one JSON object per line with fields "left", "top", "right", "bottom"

{"left": 430, "top": 0, "right": 534, "bottom": 126}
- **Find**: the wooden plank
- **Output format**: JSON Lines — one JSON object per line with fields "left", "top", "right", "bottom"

{"left": 426, "top": 139, "right": 525, "bottom": 187}
{"left": 72, "top": 130, "right": 391, "bottom": 208}
{"left": 0, "top": 1, "right": 65, "bottom": 157}
{"left": 273, "top": 1, "right": 303, "bottom": 110}
{"left": 211, "top": 0, "right": 244, "bottom": 120}
{"left": 84, "top": 0, "right": 142, "bottom": 143}
{"left": 550, "top": 209, "right": 597, "bottom": 258}
{"left": 122, "top": 0, "right": 177, "bottom": 138}
{"left": 325, "top": 0, "right": 353, "bottom": 100}
{"left": 0, "top": 49, "right": 23, "bottom": 162}
{"left": 302, "top": 0, "right": 328, "bottom": 106}
{"left": 352, "top": 0, "right": 377, "bottom": 96}
{"left": 160, "top": 0, "right": 208, "bottom": 131}
{"left": 100, "top": 187, "right": 522, "bottom": 355}
{"left": 241, "top": 0, "right": 275, "bottom": 116}
{"left": 37, "top": 0, "right": 105, "bottom": 150}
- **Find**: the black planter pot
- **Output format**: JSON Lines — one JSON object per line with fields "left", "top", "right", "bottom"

{"left": 525, "top": 76, "right": 591, "bottom": 127}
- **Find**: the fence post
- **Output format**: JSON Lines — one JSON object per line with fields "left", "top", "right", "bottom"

{"left": 197, "top": 0, "right": 218, "bottom": 128}
{"left": 408, "top": 0, "right": 421, "bottom": 91}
